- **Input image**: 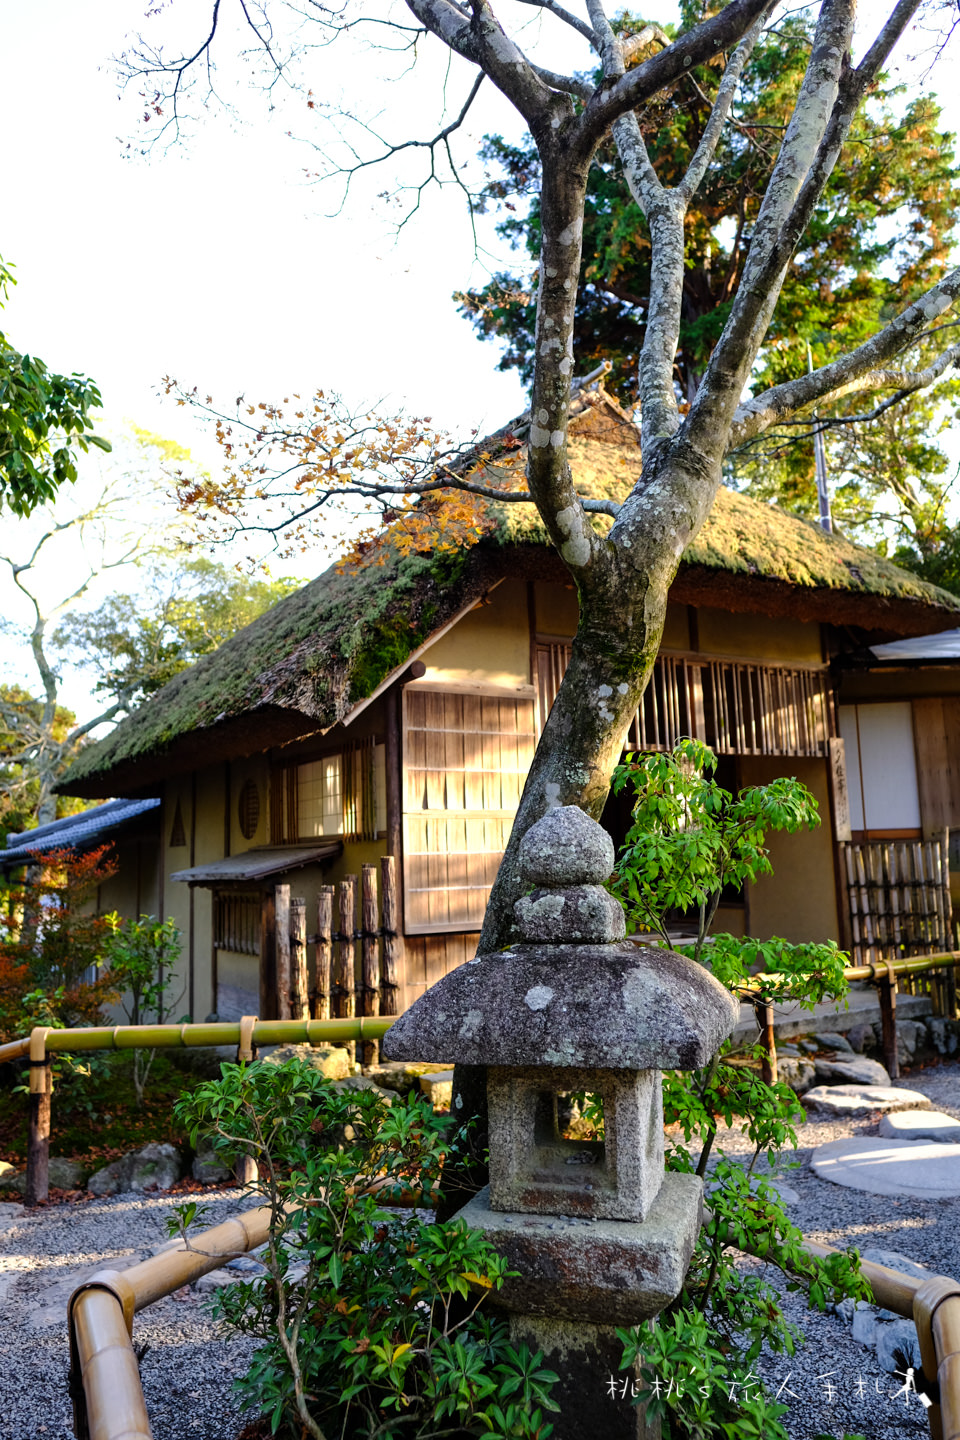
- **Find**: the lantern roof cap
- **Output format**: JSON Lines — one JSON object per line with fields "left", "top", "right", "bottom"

{"left": 382, "top": 942, "right": 739, "bottom": 1071}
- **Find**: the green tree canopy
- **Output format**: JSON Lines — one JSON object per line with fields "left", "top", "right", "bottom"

{"left": 0, "top": 256, "right": 110, "bottom": 517}
{"left": 54, "top": 555, "right": 300, "bottom": 705}
{"left": 457, "top": 8, "right": 960, "bottom": 535}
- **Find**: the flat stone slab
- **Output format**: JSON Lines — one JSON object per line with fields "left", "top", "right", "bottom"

{"left": 802, "top": 1083, "right": 930, "bottom": 1116}
{"left": 878, "top": 1109, "right": 960, "bottom": 1143}
{"left": 811, "top": 1137, "right": 960, "bottom": 1198}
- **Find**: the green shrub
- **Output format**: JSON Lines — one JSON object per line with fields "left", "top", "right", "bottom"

{"left": 172, "top": 1059, "right": 559, "bottom": 1440}
{"left": 608, "top": 741, "right": 870, "bottom": 1440}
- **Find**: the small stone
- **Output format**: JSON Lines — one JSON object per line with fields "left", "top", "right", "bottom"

{"left": 192, "top": 1138, "right": 235, "bottom": 1184}
{"left": 844, "top": 1024, "right": 877, "bottom": 1054}
{"left": 851, "top": 1302, "right": 877, "bottom": 1346}
{"left": 514, "top": 884, "right": 626, "bottom": 944}
{"left": 860, "top": 1248, "right": 931, "bottom": 1280}
{"left": 88, "top": 1142, "right": 184, "bottom": 1196}
{"left": 261, "top": 1043, "right": 352, "bottom": 1081}
{"left": 813, "top": 1056, "right": 891, "bottom": 1087}
{"left": 517, "top": 806, "right": 615, "bottom": 888}
{"left": 812, "top": 1031, "right": 853, "bottom": 1053}
{"left": 803, "top": 1084, "right": 929, "bottom": 1116}
{"left": 331, "top": 1075, "right": 395, "bottom": 1105}
{"left": 776, "top": 1056, "right": 816, "bottom": 1094}
{"left": 927, "top": 1017, "right": 960, "bottom": 1058}
{"left": 879, "top": 1109, "right": 960, "bottom": 1142}
{"left": 830, "top": 1296, "right": 855, "bottom": 1323}
{"left": 0, "top": 1200, "right": 24, "bottom": 1229}
{"left": 418, "top": 1070, "right": 454, "bottom": 1109}
{"left": 876, "top": 1317, "right": 922, "bottom": 1374}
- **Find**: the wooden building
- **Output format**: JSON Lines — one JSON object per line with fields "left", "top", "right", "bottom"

{"left": 54, "top": 391, "right": 960, "bottom": 1020}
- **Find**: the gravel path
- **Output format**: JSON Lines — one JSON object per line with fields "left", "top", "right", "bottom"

{"left": 0, "top": 1187, "right": 259, "bottom": 1440}
{"left": 704, "top": 1059, "right": 960, "bottom": 1439}
{"left": 1, "top": 1062, "right": 958, "bottom": 1440}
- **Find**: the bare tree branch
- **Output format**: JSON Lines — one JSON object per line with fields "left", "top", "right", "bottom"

{"left": 730, "top": 286, "right": 960, "bottom": 448}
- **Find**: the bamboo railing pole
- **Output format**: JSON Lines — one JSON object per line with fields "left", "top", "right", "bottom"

{"left": 70, "top": 1286, "right": 153, "bottom": 1440}
{"left": 338, "top": 876, "right": 357, "bottom": 1064}
{"left": 314, "top": 886, "right": 333, "bottom": 1021}
{"left": 290, "top": 897, "right": 308, "bottom": 1022}
{"left": 361, "top": 864, "right": 380, "bottom": 1067}
{"left": 380, "top": 854, "right": 402, "bottom": 1016}
{"left": 275, "top": 883, "right": 292, "bottom": 1021}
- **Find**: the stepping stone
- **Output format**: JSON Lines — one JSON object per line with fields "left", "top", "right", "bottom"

{"left": 811, "top": 1137, "right": 960, "bottom": 1198}
{"left": 878, "top": 1110, "right": 960, "bottom": 1143}
{"left": 802, "top": 1084, "right": 930, "bottom": 1116}
{"left": 813, "top": 1057, "right": 891, "bottom": 1087}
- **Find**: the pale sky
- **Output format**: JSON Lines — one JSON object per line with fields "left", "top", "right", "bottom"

{"left": 1, "top": 0, "right": 957, "bottom": 719}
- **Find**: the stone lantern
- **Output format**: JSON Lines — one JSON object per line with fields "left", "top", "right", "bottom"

{"left": 383, "top": 806, "right": 738, "bottom": 1439}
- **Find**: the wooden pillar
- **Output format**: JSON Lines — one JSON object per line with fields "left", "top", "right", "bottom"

{"left": 385, "top": 685, "right": 404, "bottom": 932}
{"left": 290, "top": 897, "right": 308, "bottom": 1022}
{"left": 878, "top": 962, "right": 900, "bottom": 1081}
{"left": 25, "top": 1029, "right": 51, "bottom": 1207}
{"left": 314, "top": 886, "right": 334, "bottom": 1020}
{"left": 338, "top": 876, "right": 357, "bottom": 1063}
{"left": 259, "top": 888, "right": 277, "bottom": 1021}
{"left": 275, "top": 883, "right": 292, "bottom": 1021}
{"left": 361, "top": 864, "right": 380, "bottom": 1066}
{"left": 380, "top": 854, "right": 403, "bottom": 1017}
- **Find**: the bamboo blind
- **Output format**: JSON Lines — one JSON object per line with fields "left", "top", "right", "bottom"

{"left": 536, "top": 644, "right": 833, "bottom": 757}
{"left": 402, "top": 688, "right": 537, "bottom": 933}
{"left": 841, "top": 834, "right": 953, "bottom": 965}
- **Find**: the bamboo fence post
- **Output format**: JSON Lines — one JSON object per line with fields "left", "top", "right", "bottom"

{"left": 755, "top": 996, "right": 778, "bottom": 1086}
{"left": 380, "top": 855, "right": 402, "bottom": 1016}
{"left": 25, "top": 1027, "right": 51, "bottom": 1206}
{"left": 234, "top": 1016, "right": 259, "bottom": 1185}
{"left": 361, "top": 864, "right": 380, "bottom": 1066}
{"left": 275, "top": 883, "right": 292, "bottom": 1021}
{"left": 290, "top": 897, "right": 308, "bottom": 1022}
{"left": 314, "top": 887, "right": 333, "bottom": 1021}
{"left": 338, "top": 876, "right": 357, "bottom": 1063}
{"left": 878, "top": 959, "right": 900, "bottom": 1081}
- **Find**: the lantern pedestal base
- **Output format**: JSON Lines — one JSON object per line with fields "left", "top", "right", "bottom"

{"left": 508, "top": 1315, "right": 660, "bottom": 1440}
{"left": 457, "top": 1171, "right": 702, "bottom": 1326}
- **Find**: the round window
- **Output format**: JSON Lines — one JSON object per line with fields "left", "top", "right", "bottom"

{"left": 238, "top": 778, "right": 261, "bottom": 840}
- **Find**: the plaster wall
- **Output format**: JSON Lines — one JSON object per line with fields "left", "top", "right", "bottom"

{"left": 738, "top": 756, "right": 839, "bottom": 944}
{"left": 532, "top": 582, "right": 690, "bottom": 652}
{"left": 97, "top": 837, "right": 160, "bottom": 922}
{"left": 420, "top": 579, "right": 531, "bottom": 689}
{"left": 840, "top": 669, "right": 960, "bottom": 702}
{"left": 695, "top": 608, "right": 823, "bottom": 664}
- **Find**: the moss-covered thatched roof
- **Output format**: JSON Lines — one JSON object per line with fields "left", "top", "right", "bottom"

{"left": 60, "top": 392, "right": 960, "bottom": 798}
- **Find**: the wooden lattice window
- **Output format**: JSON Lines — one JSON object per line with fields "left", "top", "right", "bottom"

{"left": 238, "top": 779, "right": 261, "bottom": 840}
{"left": 402, "top": 687, "right": 537, "bottom": 934}
{"left": 272, "top": 739, "right": 382, "bottom": 843}
{"left": 536, "top": 643, "right": 833, "bottom": 758}
{"left": 213, "top": 891, "right": 261, "bottom": 956}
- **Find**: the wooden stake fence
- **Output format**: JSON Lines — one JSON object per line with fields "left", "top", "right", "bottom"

{"left": 279, "top": 855, "right": 405, "bottom": 1066}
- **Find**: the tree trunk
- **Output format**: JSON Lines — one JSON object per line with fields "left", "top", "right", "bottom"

{"left": 478, "top": 553, "right": 670, "bottom": 950}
